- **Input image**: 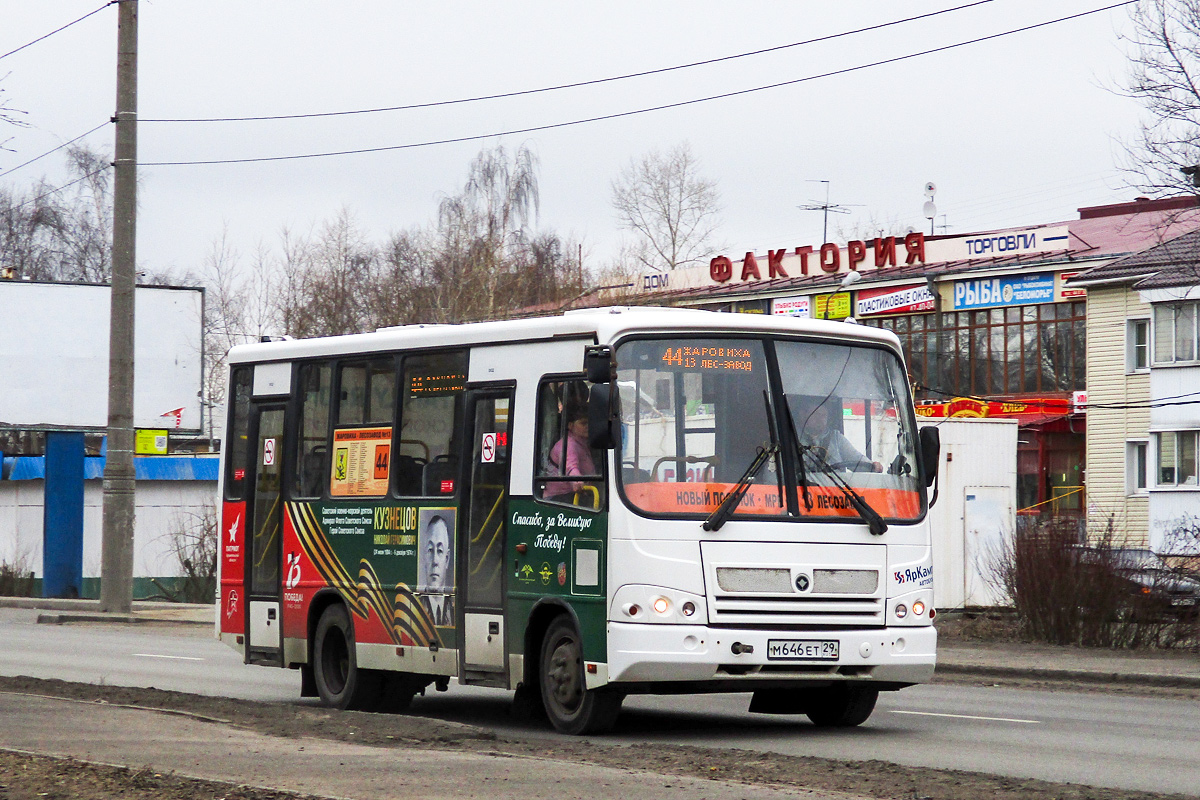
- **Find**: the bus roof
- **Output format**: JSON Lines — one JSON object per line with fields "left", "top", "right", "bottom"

{"left": 226, "top": 306, "right": 901, "bottom": 364}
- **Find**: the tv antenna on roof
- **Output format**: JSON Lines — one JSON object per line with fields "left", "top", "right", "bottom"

{"left": 798, "top": 180, "right": 862, "bottom": 243}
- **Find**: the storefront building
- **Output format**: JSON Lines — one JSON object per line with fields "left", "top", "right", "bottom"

{"left": 634, "top": 196, "right": 1200, "bottom": 522}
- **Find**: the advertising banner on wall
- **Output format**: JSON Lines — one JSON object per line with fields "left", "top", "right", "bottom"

{"left": 952, "top": 273, "right": 1055, "bottom": 310}
{"left": 771, "top": 296, "right": 810, "bottom": 317}
{"left": 855, "top": 284, "right": 936, "bottom": 317}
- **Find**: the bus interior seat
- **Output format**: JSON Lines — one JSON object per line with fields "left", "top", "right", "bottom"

{"left": 302, "top": 446, "right": 327, "bottom": 496}
{"left": 393, "top": 453, "right": 425, "bottom": 496}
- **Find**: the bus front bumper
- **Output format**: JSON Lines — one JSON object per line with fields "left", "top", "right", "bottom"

{"left": 606, "top": 622, "right": 936, "bottom": 686}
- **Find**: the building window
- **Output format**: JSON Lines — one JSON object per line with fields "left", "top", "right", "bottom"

{"left": 1127, "top": 440, "right": 1148, "bottom": 494}
{"left": 864, "top": 300, "right": 1085, "bottom": 399}
{"left": 1157, "top": 431, "right": 1200, "bottom": 487}
{"left": 1128, "top": 318, "right": 1150, "bottom": 372}
{"left": 1154, "top": 302, "right": 1199, "bottom": 364}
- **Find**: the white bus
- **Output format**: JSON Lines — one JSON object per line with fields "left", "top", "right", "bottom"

{"left": 217, "top": 307, "right": 940, "bottom": 734}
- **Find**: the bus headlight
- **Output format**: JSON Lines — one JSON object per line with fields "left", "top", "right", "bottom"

{"left": 611, "top": 586, "right": 707, "bottom": 624}
{"left": 895, "top": 603, "right": 908, "bottom": 619}
{"left": 912, "top": 600, "right": 926, "bottom": 617}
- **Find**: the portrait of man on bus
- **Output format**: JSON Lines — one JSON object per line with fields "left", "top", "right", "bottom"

{"left": 417, "top": 509, "right": 455, "bottom": 626}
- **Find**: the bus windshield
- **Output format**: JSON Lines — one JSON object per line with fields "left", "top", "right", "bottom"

{"left": 616, "top": 336, "right": 923, "bottom": 523}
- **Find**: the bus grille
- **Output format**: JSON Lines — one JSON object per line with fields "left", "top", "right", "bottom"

{"left": 702, "top": 542, "right": 887, "bottom": 628}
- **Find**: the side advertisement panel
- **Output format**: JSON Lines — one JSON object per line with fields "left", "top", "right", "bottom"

{"left": 220, "top": 500, "right": 246, "bottom": 635}
{"left": 507, "top": 497, "right": 608, "bottom": 663}
{"left": 280, "top": 500, "right": 460, "bottom": 651}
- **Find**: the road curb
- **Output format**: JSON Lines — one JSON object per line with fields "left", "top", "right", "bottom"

{"left": 936, "top": 662, "right": 1200, "bottom": 689}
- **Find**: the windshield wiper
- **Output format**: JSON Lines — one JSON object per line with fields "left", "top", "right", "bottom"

{"left": 782, "top": 396, "right": 886, "bottom": 536}
{"left": 703, "top": 443, "right": 777, "bottom": 532}
{"left": 781, "top": 395, "right": 813, "bottom": 512}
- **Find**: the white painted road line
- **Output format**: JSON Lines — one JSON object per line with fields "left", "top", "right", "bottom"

{"left": 131, "top": 654, "right": 205, "bottom": 662}
{"left": 890, "top": 710, "right": 1040, "bottom": 724}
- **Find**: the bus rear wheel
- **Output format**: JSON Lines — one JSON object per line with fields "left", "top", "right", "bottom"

{"left": 539, "top": 616, "right": 622, "bottom": 735}
{"left": 805, "top": 685, "right": 879, "bottom": 727}
{"left": 313, "top": 604, "right": 382, "bottom": 711}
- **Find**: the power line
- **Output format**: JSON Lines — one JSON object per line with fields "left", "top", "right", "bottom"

{"left": 140, "top": 1, "right": 1139, "bottom": 168}
{"left": 8, "top": 166, "right": 110, "bottom": 212}
{"left": 0, "top": 2, "right": 115, "bottom": 62}
{"left": 0, "top": 121, "right": 111, "bottom": 180}
{"left": 142, "top": 1, "right": 995, "bottom": 123}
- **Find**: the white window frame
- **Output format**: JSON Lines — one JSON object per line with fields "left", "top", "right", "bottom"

{"left": 1155, "top": 430, "right": 1200, "bottom": 488}
{"left": 1126, "top": 439, "right": 1149, "bottom": 495}
{"left": 1153, "top": 302, "right": 1200, "bottom": 365}
{"left": 1127, "top": 317, "right": 1150, "bottom": 373}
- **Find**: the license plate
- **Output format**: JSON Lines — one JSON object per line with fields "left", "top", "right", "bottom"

{"left": 766, "top": 639, "right": 839, "bottom": 661}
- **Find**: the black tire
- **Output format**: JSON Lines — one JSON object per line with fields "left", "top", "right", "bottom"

{"left": 312, "top": 604, "right": 383, "bottom": 711}
{"left": 378, "top": 672, "right": 430, "bottom": 714}
{"left": 805, "top": 685, "right": 879, "bottom": 727}
{"left": 539, "top": 616, "right": 623, "bottom": 734}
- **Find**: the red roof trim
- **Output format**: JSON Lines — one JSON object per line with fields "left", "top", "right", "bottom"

{"left": 1078, "top": 196, "right": 1200, "bottom": 219}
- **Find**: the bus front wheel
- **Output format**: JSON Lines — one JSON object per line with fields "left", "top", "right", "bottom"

{"left": 805, "top": 685, "right": 879, "bottom": 727}
{"left": 313, "top": 604, "right": 382, "bottom": 711}
{"left": 539, "top": 616, "right": 622, "bottom": 735}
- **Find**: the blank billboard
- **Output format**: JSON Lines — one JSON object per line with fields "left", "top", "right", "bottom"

{"left": 0, "top": 281, "right": 204, "bottom": 433}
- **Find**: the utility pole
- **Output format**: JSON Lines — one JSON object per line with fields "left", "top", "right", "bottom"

{"left": 100, "top": 0, "right": 138, "bottom": 613}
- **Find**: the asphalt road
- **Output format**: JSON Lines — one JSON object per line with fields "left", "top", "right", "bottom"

{"left": 1, "top": 608, "right": 1197, "bottom": 796}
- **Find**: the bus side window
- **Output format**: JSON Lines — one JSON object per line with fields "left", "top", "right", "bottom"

{"left": 397, "top": 351, "right": 467, "bottom": 497}
{"left": 224, "top": 366, "right": 253, "bottom": 500}
{"left": 330, "top": 357, "right": 396, "bottom": 498}
{"left": 534, "top": 378, "right": 605, "bottom": 511}
{"left": 293, "top": 361, "right": 332, "bottom": 498}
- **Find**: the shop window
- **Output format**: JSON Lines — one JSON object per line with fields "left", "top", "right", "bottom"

{"left": 534, "top": 378, "right": 605, "bottom": 511}
{"left": 293, "top": 361, "right": 332, "bottom": 498}
{"left": 396, "top": 351, "right": 467, "bottom": 497}
{"left": 1157, "top": 431, "right": 1200, "bottom": 487}
{"left": 1126, "top": 440, "right": 1148, "bottom": 494}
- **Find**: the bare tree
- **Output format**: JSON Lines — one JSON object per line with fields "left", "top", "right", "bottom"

{"left": 0, "top": 73, "right": 30, "bottom": 153}
{"left": 0, "top": 144, "right": 111, "bottom": 281}
{"left": 1121, "top": 0, "right": 1200, "bottom": 195}
{"left": 436, "top": 144, "right": 540, "bottom": 320}
{"left": 611, "top": 142, "right": 721, "bottom": 272}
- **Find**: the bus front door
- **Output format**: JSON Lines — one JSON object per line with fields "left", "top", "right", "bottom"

{"left": 458, "top": 387, "right": 514, "bottom": 686}
{"left": 245, "top": 404, "right": 285, "bottom": 666}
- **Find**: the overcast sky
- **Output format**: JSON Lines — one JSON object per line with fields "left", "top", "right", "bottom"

{"left": 1, "top": 1, "right": 1148, "bottom": 279}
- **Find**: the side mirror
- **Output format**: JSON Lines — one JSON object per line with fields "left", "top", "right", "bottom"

{"left": 588, "top": 383, "right": 619, "bottom": 450}
{"left": 584, "top": 345, "right": 613, "bottom": 384}
{"left": 918, "top": 426, "right": 940, "bottom": 488}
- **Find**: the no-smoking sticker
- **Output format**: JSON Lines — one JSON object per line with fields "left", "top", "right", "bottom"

{"left": 480, "top": 432, "right": 496, "bottom": 463}
{"left": 263, "top": 438, "right": 276, "bottom": 466}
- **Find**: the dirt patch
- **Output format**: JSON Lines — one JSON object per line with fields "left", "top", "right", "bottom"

{"left": 0, "top": 675, "right": 1194, "bottom": 800}
{"left": 0, "top": 749, "right": 320, "bottom": 800}
{"left": 935, "top": 611, "right": 1025, "bottom": 643}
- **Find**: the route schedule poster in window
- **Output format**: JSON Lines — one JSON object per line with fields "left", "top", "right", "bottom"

{"left": 331, "top": 426, "right": 392, "bottom": 497}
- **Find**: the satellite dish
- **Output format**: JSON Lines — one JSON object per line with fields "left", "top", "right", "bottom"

{"left": 923, "top": 201, "right": 937, "bottom": 220}
{"left": 924, "top": 182, "right": 937, "bottom": 198}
